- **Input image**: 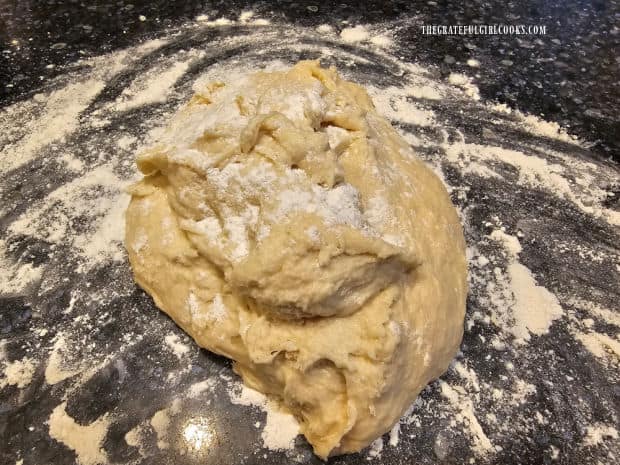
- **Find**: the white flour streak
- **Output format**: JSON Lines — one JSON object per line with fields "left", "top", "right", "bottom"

{"left": 228, "top": 381, "right": 299, "bottom": 451}
{"left": 370, "top": 34, "right": 394, "bottom": 48}
{"left": 0, "top": 80, "right": 105, "bottom": 174}
{"left": 150, "top": 400, "right": 182, "bottom": 450}
{"left": 582, "top": 423, "right": 618, "bottom": 447}
{"left": 440, "top": 381, "right": 494, "bottom": 455}
{"left": 164, "top": 334, "right": 191, "bottom": 359}
{"left": 388, "top": 421, "right": 400, "bottom": 447}
{"left": 443, "top": 142, "right": 620, "bottom": 226}
{"left": 48, "top": 402, "right": 111, "bottom": 465}
{"left": 575, "top": 331, "right": 620, "bottom": 360}
{"left": 1, "top": 357, "right": 36, "bottom": 389}
{"left": 187, "top": 379, "right": 215, "bottom": 397}
{"left": 447, "top": 73, "right": 481, "bottom": 100}
{"left": 0, "top": 42, "right": 157, "bottom": 176}
{"left": 488, "top": 229, "right": 564, "bottom": 343}
{"left": 567, "top": 297, "right": 620, "bottom": 327}
{"left": 8, "top": 165, "right": 130, "bottom": 270}
{"left": 45, "top": 333, "right": 82, "bottom": 385}
{"left": 340, "top": 25, "right": 370, "bottom": 43}
{"left": 239, "top": 11, "right": 254, "bottom": 23}
{"left": 0, "top": 239, "right": 43, "bottom": 294}
{"left": 115, "top": 59, "right": 193, "bottom": 111}
{"left": 366, "top": 438, "right": 384, "bottom": 459}
{"left": 520, "top": 113, "right": 578, "bottom": 144}
{"left": 368, "top": 86, "right": 435, "bottom": 127}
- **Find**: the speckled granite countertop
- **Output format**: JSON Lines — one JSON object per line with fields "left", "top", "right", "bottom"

{"left": 2, "top": 0, "right": 619, "bottom": 161}
{"left": 1, "top": 1, "right": 619, "bottom": 465}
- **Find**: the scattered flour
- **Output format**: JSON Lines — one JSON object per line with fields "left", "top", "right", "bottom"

{"left": 0, "top": 42, "right": 154, "bottom": 177}
{"left": 440, "top": 381, "right": 494, "bottom": 455}
{"left": 447, "top": 73, "right": 481, "bottom": 100}
{"left": 520, "top": 113, "right": 578, "bottom": 144}
{"left": 442, "top": 142, "right": 620, "bottom": 226}
{"left": 509, "top": 379, "right": 537, "bottom": 405}
{"left": 124, "top": 424, "right": 145, "bottom": 452}
{"left": 239, "top": 11, "right": 254, "bottom": 23}
{"left": 452, "top": 360, "right": 481, "bottom": 392}
{"left": 45, "top": 334, "right": 83, "bottom": 385}
{"left": 1, "top": 357, "right": 36, "bottom": 388}
{"left": 1, "top": 15, "right": 617, "bottom": 465}
{"left": 370, "top": 34, "right": 393, "bottom": 48}
{"left": 164, "top": 334, "right": 191, "bottom": 359}
{"left": 506, "top": 262, "right": 564, "bottom": 340}
{"left": 116, "top": 134, "right": 137, "bottom": 150}
{"left": 7, "top": 164, "right": 130, "bottom": 270}
{"left": 366, "top": 437, "right": 384, "bottom": 459}
{"left": 488, "top": 229, "right": 564, "bottom": 343}
{"left": 151, "top": 408, "right": 171, "bottom": 449}
{"left": 575, "top": 331, "right": 620, "bottom": 360}
{"left": 367, "top": 86, "right": 435, "bottom": 127}
{"left": 187, "top": 379, "right": 215, "bottom": 398}
{"left": 203, "top": 17, "right": 232, "bottom": 27}
{"left": 316, "top": 24, "right": 333, "bottom": 34}
{"left": 0, "top": 80, "right": 105, "bottom": 174}
{"left": 408, "top": 85, "right": 442, "bottom": 100}
{"left": 59, "top": 153, "right": 85, "bottom": 172}
{"left": 229, "top": 382, "right": 300, "bottom": 451}
{"left": 182, "top": 417, "right": 215, "bottom": 451}
{"left": 114, "top": 58, "right": 194, "bottom": 112}
{"left": 340, "top": 25, "right": 370, "bottom": 43}
{"left": 388, "top": 421, "right": 400, "bottom": 447}
{"left": 48, "top": 402, "right": 111, "bottom": 465}
{"left": 150, "top": 399, "right": 182, "bottom": 450}
{"left": 0, "top": 239, "right": 43, "bottom": 294}
{"left": 195, "top": 15, "right": 270, "bottom": 27}
{"left": 583, "top": 423, "right": 618, "bottom": 447}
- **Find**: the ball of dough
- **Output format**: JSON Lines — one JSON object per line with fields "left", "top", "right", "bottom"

{"left": 125, "top": 61, "right": 467, "bottom": 458}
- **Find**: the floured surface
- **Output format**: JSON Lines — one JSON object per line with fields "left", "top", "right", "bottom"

{"left": 0, "top": 10, "right": 618, "bottom": 465}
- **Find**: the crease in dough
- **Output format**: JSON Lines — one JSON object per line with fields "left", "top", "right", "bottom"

{"left": 125, "top": 60, "right": 467, "bottom": 458}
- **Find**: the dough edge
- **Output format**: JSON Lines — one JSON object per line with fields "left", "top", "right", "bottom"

{"left": 125, "top": 60, "right": 467, "bottom": 458}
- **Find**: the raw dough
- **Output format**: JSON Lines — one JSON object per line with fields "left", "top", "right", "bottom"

{"left": 125, "top": 61, "right": 467, "bottom": 458}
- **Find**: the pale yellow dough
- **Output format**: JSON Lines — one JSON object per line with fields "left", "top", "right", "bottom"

{"left": 125, "top": 61, "right": 467, "bottom": 458}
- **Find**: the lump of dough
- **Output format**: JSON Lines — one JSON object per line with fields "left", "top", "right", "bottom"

{"left": 125, "top": 60, "right": 467, "bottom": 458}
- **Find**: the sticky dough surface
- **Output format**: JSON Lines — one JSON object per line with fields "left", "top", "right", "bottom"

{"left": 125, "top": 61, "right": 467, "bottom": 458}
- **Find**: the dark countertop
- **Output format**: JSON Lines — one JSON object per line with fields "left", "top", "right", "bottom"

{"left": 1, "top": 2, "right": 619, "bottom": 465}
{"left": 1, "top": 0, "right": 619, "bottom": 160}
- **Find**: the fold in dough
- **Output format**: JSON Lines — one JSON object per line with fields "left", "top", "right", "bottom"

{"left": 125, "top": 61, "right": 467, "bottom": 458}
